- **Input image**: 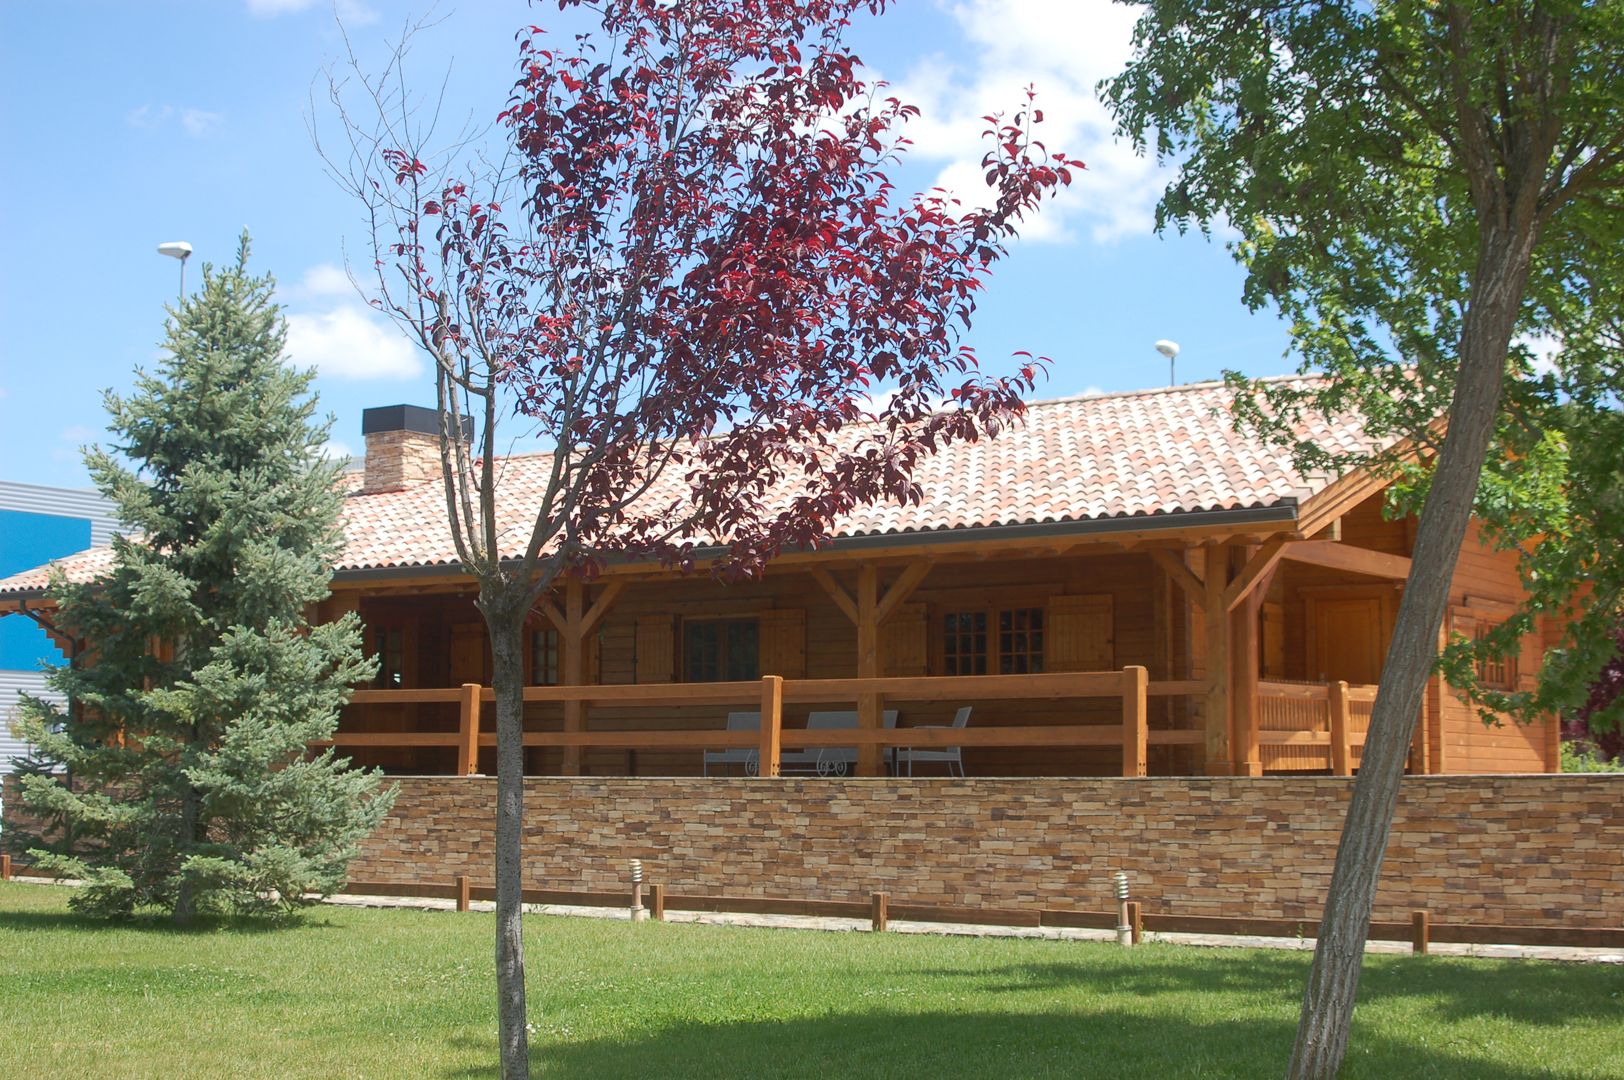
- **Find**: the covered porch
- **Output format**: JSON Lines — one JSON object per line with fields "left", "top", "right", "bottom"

{"left": 324, "top": 492, "right": 1419, "bottom": 778}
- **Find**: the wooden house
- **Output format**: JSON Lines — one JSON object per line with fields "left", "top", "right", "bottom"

{"left": 0, "top": 380, "right": 1560, "bottom": 778}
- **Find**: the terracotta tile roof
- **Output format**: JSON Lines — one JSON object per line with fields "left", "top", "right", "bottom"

{"left": 0, "top": 376, "right": 1380, "bottom": 596}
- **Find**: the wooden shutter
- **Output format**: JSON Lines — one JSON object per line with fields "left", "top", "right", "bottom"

{"left": 880, "top": 602, "right": 928, "bottom": 676}
{"left": 586, "top": 630, "right": 603, "bottom": 685}
{"left": 1045, "top": 594, "right": 1114, "bottom": 672}
{"left": 635, "top": 615, "right": 675, "bottom": 683}
{"left": 758, "top": 609, "right": 807, "bottom": 678}
{"left": 1262, "top": 602, "right": 1286, "bottom": 679}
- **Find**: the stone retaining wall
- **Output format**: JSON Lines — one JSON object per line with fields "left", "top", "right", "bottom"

{"left": 346, "top": 775, "right": 1622, "bottom": 927}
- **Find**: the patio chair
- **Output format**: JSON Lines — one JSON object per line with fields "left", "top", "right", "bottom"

{"left": 779, "top": 709, "right": 898, "bottom": 775}
{"left": 895, "top": 706, "right": 972, "bottom": 777}
{"left": 702, "top": 711, "right": 761, "bottom": 776}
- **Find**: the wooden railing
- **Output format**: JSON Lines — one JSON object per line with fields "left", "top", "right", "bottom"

{"left": 1256, "top": 680, "right": 1377, "bottom": 775}
{"left": 322, "top": 668, "right": 1212, "bottom": 778}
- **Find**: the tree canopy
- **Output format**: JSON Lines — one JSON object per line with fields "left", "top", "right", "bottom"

{"left": 1106, "top": 0, "right": 1624, "bottom": 1074}
{"left": 12, "top": 235, "right": 396, "bottom": 922}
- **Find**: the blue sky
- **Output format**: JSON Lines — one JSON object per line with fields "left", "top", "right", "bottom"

{"left": 0, "top": 0, "right": 1295, "bottom": 491}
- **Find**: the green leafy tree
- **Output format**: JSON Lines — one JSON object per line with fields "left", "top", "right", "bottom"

{"left": 1105, "top": 0, "right": 1624, "bottom": 1075}
{"left": 12, "top": 234, "right": 397, "bottom": 923}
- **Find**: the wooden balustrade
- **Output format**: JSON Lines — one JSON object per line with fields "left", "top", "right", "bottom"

{"left": 322, "top": 667, "right": 1193, "bottom": 778}
{"left": 1254, "top": 680, "right": 1368, "bottom": 776}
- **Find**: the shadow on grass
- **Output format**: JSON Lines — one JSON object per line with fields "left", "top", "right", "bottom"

{"left": 0, "top": 906, "right": 338, "bottom": 936}
{"left": 436, "top": 1006, "right": 1594, "bottom": 1080}
{"left": 903, "top": 948, "right": 1624, "bottom": 1028}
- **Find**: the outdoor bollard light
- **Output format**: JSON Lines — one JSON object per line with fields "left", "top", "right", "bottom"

{"left": 1113, "top": 871, "right": 1133, "bottom": 948}
{"left": 629, "top": 858, "right": 648, "bottom": 922}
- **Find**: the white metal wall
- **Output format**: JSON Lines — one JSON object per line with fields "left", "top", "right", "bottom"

{"left": 0, "top": 668, "right": 59, "bottom": 775}
{"left": 0, "top": 480, "right": 120, "bottom": 546}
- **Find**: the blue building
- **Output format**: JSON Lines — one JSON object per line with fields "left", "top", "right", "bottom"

{"left": 1, "top": 481, "right": 119, "bottom": 773}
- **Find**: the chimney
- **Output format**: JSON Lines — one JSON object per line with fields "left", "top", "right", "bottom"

{"left": 360, "top": 405, "right": 446, "bottom": 494}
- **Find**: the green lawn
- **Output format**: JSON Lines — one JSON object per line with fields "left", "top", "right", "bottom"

{"left": 0, "top": 882, "right": 1619, "bottom": 1079}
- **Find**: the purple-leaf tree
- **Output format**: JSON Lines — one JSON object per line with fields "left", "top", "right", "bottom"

{"left": 320, "top": 2, "right": 1077, "bottom": 1075}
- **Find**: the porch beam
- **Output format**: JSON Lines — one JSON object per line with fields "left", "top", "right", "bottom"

{"left": 1147, "top": 547, "right": 1206, "bottom": 605}
{"left": 810, "top": 567, "right": 860, "bottom": 625}
{"left": 1279, "top": 540, "right": 1412, "bottom": 580}
{"left": 579, "top": 579, "right": 623, "bottom": 636}
{"left": 1220, "top": 535, "right": 1290, "bottom": 613}
{"left": 537, "top": 599, "right": 567, "bottom": 633}
{"left": 873, "top": 560, "right": 933, "bottom": 625}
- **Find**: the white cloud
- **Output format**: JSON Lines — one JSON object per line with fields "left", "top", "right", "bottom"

{"left": 320, "top": 439, "right": 355, "bottom": 462}
{"left": 245, "top": 0, "right": 378, "bottom": 24}
{"left": 888, "top": 0, "right": 1166, "bottom": 244}
{"left": 127, "top": 103, "right": 223, "bottom": 138}
{"left": 287, "top": 263, "right": 357, "bottom": 302}
{"left": 181, "top": 108, "right": 224, "bottom": 138}
{"left": 126, "top": 104, "right": 171, "bottom": 129}
{"left": 285, "top": 305, "right": 422, "bottom": 380}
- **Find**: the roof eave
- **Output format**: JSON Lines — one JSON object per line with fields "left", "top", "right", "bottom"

{"left": 326, "top": 500, "right": 1302, "bottom": 585}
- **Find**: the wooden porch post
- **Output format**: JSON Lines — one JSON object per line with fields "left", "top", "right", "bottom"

{"left": 1202, "top": 544, "right": 1231, "bottom": 774}
{"left": 1121, "top": 666, "right": 1149, "bottom": 777}
{"left": 457, "top": 682, "right": 482, "bottom": 776}
{"left": 561, "top": 578, "right": 587, "bottom": 776}
{"left": 812, "top": 561, "right": 932, "bottom": 778}
{"left": 1231, "top": 585, "right": 1264, "bottom": 777}
{"left": 855, "top": 564, "right": 883, "bottom": 777}
{"left": 757, "top": 675, "right": 783, "bottom": 777}
{"left": 1329, "top": 680, "right": 1352, "bottom": 776}
{"left": 551, "top": 579, "right": 623, "bottom": 776}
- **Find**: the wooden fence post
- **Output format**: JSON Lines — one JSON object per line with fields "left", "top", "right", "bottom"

{"left": 649, "top": 883, "right": 666, "bottom": 922}
{"left": 1127, "top": 900, "right": 1142, "bottom": 945}
{"left": 758, "top": 675, "right": 783, "bottom": 778}
{"left": 871, "top": 891, "right": 889, "bottom": 932}
{"left": 1, "top": 853, "right": 11, "bottom": 881}
{"left": 456, "top": 874, "right": 472, "bottom": 913}
{"left": 457, "top": 683, "right": 482, "bottom": 776}
{"left": 1411, "top": 909, "right": 1430, "bottom": 955}
{"left": 1329, "top": 681, "right": 1352, "bottom": 777}
{"left": 1122, "top": 666, "right": 1149, "bottom": 777}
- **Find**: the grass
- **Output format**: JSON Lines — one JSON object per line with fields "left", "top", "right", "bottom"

{"left": 1, "top": 882, "right": 1621, "bottom": 1079}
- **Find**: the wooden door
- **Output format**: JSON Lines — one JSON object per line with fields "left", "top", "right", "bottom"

{"left": 449, "top": 622, "right": 487, "bottom": 686}
{"left": 1308, "top": 595, "right": 1385, "bottom": 685}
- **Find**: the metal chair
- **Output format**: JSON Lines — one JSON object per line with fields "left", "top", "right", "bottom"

{"left": 895, "top": 706, "right": 972, "bottom": 777}
{"left": 702, "top": 711, "right": 760, "bottom": 776}
{"left": 780, "top": 709, "right": 898, "bottom": 775}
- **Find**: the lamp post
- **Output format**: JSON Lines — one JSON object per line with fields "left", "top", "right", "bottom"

{"left": 158, "top": 241, "right": 193, "bottom": 300}
{"left": 1155, "top": 339, "right": 1180, "bottom": 387}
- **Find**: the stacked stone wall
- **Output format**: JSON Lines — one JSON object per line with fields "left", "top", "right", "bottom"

{"left": 346, "top": 775, "right": 1623, "bottom": 927}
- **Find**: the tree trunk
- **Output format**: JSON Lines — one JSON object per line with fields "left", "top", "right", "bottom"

{"left": 1286, "top": 230, "right": 1534, "bottom": 1078}
{"left": 482, "top": 592, "right": 531, "bottom": 1080}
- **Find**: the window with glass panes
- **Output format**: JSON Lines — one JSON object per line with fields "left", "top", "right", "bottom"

{"left": 1472, "top": 622, "right": 1517, "bottom": 689}
{"left": 942, "top": 606, "right": 1044, "bottom": 675}
{"left": 373, "top": 626, "right": 405, "bottom": 688}
{"left": 682, "top": 618, "right": 760, "bottom": 682}
{"left": 530, "top": 626, "right": 560, "bottom": 686}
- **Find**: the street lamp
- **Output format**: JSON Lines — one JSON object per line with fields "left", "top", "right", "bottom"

{"left": 1155, "top": 339, "right": 1180, "bottom": 386}
{"left": 157, "top": 241, "right": 193, "bottom": 300}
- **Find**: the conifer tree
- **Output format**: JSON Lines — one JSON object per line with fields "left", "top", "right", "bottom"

{"left": 12, "top": 233, "right": 396, "bottom": 922}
